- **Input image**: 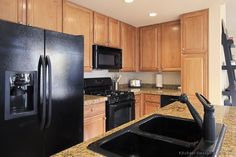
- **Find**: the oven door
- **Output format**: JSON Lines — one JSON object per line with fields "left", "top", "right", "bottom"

{"left": 106, "top": 100, "right": 135, "bottom": 131}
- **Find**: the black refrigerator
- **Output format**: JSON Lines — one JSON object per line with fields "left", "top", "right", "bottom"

{"left": 0, "top": 20, "right": 84, "bottom": 157}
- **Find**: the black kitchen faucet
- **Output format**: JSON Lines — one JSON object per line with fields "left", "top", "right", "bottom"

{"left": 178, "top": 93, "right": 216, "bottom": 144}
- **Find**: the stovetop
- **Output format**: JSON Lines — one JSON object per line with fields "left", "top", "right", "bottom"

{"left": 84, "top": 77, "right": 135, "bottom": 104}
{"left": 85, "top": 90, "right": 135, "bottom": 104}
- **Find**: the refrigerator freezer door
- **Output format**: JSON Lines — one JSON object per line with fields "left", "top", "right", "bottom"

{"left": 44, "top": 30, "right": 84, "bottom": 156}
{"left": 0, "top": 20, "right": 44, "bottom": 157}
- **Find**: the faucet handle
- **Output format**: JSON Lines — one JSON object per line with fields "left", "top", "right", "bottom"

{"left": 195, "top": 93, "right": 214, "bottom": 112}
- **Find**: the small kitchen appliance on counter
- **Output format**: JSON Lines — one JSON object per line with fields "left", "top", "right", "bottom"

{"left": 129, "top": 79, "right": 142, "bottom": 88}
{"left": 156, "top": 73, "right": 163, "bottom": 88}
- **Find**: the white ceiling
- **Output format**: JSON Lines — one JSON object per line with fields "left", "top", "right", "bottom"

{"left": 70, "top": 0, "right": 225, "bottom": 27}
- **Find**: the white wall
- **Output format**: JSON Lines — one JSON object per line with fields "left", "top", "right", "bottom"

{"left": 84, "top": 70, "right": 181, "bottom": 85}
{"left": 208, "top": 2, "right": 226, "bottom": 105}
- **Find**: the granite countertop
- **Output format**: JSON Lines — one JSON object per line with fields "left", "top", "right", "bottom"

{"left": 120, "top": 87, "right": 182, "bottom": 96}
{"left": 52, "top": 102, "right": 236, "bottom": 157}
{"left": 84, "top": 95, "right": 107, "bottom": 105}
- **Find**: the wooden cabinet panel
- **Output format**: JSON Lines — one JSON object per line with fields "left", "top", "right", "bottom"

{"left": 63, "top": 1, "right": 93, "bottom": 71}
{"left": 84, "top": 114, "right": 105, "bottom": 141}
{"left": 181, "top": 54, "right": 208, "bottom": 97}
{"left": 144, "top": 102, "right": 160, "bottom": 115}
{"left": 140, "top": 25, "right": 161, "bottom": 71}
{"left": 144, "top": 94, "right": 160, "bottom": 103}
{"left": 84, "top": 102, "right": 105, "bottom": 118}
{"left": 93, "top": 12, "right": 108, "bottom": 46}
{"left": 181, "top": 9, "right": 208, "bottom": 54}
{"left": 121, "top": 23, "right": 136, "bottom": 71}
{"left": 84, "top": 102, "right": 106, "bottom": 141}
{"left": 108, "top": 18, "right": 120, "bottom": 48}
{"left": 27, "top": 0, "right": 62, "bottom": 32}
{"left": 0, "top": 0, "right": 26, "bottom": 24}
{"left": 181, "top": 9, "right": 208, "bottom": 99}
{"left": 143, "top": 94, "right": 160, "bottom": 115}
{"left": 161, "top": 21, "right": 181, "bottom": 71}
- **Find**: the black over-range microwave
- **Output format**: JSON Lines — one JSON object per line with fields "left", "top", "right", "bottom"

{"left": 92, "top": 45, "right": 122, "bottom": 69}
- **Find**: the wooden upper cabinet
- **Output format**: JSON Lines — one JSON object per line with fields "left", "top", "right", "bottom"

{"left": 121, "top": 23, "right": 136, "bottom": 71}
{"left": 140, "top": 25, "right": 161, "bottom": 71}
{"left": 181, "top": 54, "right": 208, "bottom": 97}
{"left": 181, "top": 9, "right": 208, "bottom": 54}
{"left": 63, "top": 1, "right": 93, "bottom": 72}
{"left": 0, "top": 0, "right": 26, "bottom": 24}
{"left": 93, "top": 12, "right": 108, "bottom": 46}
{"left": 27, "top": 0, "right": 62, "bottom": 32}
{"left": 161, "top": 21, "right": 181, "bottom": 71}
{"left": 108, "top": 18, "right": 120, "bottom": 48}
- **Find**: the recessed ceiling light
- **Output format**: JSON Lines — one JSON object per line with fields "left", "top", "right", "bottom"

{"left": 124, "top": 0, "right": 134, "bottom": 3}
{"left": 149, "top": 12, "right": 157, "bottom": 17}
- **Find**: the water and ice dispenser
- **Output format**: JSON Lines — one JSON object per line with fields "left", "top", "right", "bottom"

{"left": 4, "top": 71, "right": 37, "bottom": 120}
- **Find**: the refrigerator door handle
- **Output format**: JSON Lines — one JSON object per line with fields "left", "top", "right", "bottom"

{"left": 39, "top": 55, "right": 47, "bottom": 130}
{"left": 46, "top": 55, "right": 52, "bottom": 128}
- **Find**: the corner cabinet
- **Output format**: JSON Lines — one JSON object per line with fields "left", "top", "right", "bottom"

{"left": 121, "top": 22, "right": 136, "bottom": 72}
{"left": 140, "top": 25, "right": 161, "bottom": 71}
{"left": 63, "top": 1, "right": 93, "bottom": 71}
{"left": 84, "top": 102, "right": 106, "bottom": 141}
{"left": 161, "top": 21, "right": 181, "bottom": 71}
{"left": 0, "top": 0, "right": 62, "bottom": 32}
{"left": 181, "top": 9, "right": 208, "bottom": 100}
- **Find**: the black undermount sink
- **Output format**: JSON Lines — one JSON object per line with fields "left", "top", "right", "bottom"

{"left": 139, "top": 115, "right": 201, "bottom": 142}
{"left": 88, "top": 114, "right": 226, "bottom": 157}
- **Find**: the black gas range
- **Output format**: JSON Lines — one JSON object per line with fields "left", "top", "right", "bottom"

{"left": 84, "top": 77, "right": 135, "bottom": 131}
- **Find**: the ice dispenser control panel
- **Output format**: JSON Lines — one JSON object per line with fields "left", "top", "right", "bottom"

{"left": 4, "top": 71, "right": 38, "bottom": 120}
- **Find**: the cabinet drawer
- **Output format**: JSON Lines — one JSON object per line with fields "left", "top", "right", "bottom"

{"left": 135, "top": 95, "right": 141, "bottom": 103}
{"left": 84, "top": 102, "right": 105, "bottom": 118}
{"left": 144, "top": 94, "right": 160, "bottom": 103}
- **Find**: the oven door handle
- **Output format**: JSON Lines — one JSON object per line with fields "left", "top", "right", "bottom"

{"left": 109, "top": 100, "right": 135, "bottom": 110}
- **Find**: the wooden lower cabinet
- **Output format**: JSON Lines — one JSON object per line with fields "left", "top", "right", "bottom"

{"left": 144, "top": 102, "right": 160, "bottom": 115}
{"left": 84, "top": 114, "right": 106, "bottom": 141}
{"left": 84, "top": 102, "right": 106, "bottom": 141}
{"left": 143, "top": 94, "right": 160, "bottom": 115}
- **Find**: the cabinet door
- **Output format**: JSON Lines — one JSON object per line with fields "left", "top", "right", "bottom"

{"left": 93, "top": 12, "right": 108, "bottom": 46}
{"left": 121, "top": 23, "right": 135, "bottom": 71}
{"left": 84, "top": 114, "right": 105, "bottom": 141}
{"left": 108, "top": 18, "right": 120, "bottom": 48}
{"left": 0, "top": 0, "right": 26, "bottom": 24}
{"left": 161, "top": 21, "right": 181, "bottom": 71}
{"left": 27, "top": 0, "right": 62, "bottom": 32}
{"left": 181, "top": 54, "right": 208, "bottom": 97}
{"left": 140, "top": 25, "right": 161, "bottom": 71}
{"left": 63, "top": 1, "right": 93, "bottom": 72}
{"left": 181, "top": 9, "right": 208, "bottom": 54}
{"left": 144, "top": 102, "right": 160, "bottom": 115}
